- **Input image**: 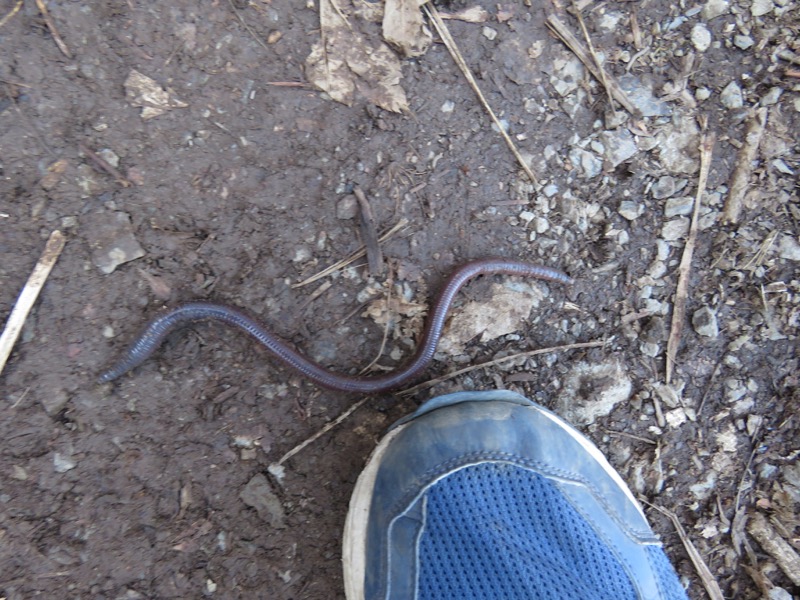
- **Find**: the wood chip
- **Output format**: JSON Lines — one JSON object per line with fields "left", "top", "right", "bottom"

{"left": 747, "top": 512, "right": 800, "bottom": 587}
{"left": 546, "top": 14, "right": 639, "bottom": 117}
{"left": 723, "top": 107, "right": 768, "bottom": 224}
{"left": 0, "top": 231, "right": 67, "bottom": 377}
{"left": 353, "top": 185, "right": 384, "bottom": 277}
{"left": 666, "top": 129, "right": 714, "bottom": 384}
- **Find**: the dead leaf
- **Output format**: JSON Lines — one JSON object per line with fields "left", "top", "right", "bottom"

{"left": 305, "top": 0, "right": 409, "bottom": 112}
{"left": 124, "top": 70, "right": 188, "bottom": 120}
{"left": 383, "top": 0, "right": 431, "bottom": 57}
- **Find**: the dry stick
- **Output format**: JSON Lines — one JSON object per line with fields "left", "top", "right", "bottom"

{"left": 546, "top": 15, "right": 639, "bottom": 117}
{"left": 353, "top": 185, "right": 384, "bottom": 277}
{"left": 747, "top": 513, "right": 800, "bottom": 587}
{"left": 0, "top": 231, "right": 66, "bottom": 377}
{"left": 424, "top": 4, "right": 539, "bottom": 185}
{"left": 359, "top": 267, "right": 394, "bottom": 375}
{"left": 292, "top": 218, "right": 409, "bottom": 288}
{"left": 226, "top": 0, "right": 270, "bottom": 52}
{"left": 723, "top": 107, "right": 768, "bottom": 224}
{"left": 572, "top": 6, "right": 616, "bottom": 113}
{"left": 273, "top": 396, "right": 370, "bottom": 467}
{"left": 647, "top": 503, "right": 724, "bottom": 600}
{"left": 400, "top": 339, "right": 609, "bottom": 395}
{"left": 34, "top": 0, "right": 72, "bottom": 58}
{"left": 272, "top": 339, "right": 608, "bottom": 466}
{"left": 0, "top": 0, "right": 23, "bottom": 28}
{"left": 665, "top": 130, "right": 715, "bottom": 384}
{"left": 79, "top": 142, "right": 131, "bottom": 187}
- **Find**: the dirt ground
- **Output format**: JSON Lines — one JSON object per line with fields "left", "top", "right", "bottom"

{"left": 1, "top": 0, "right": 798, "bottom": 598}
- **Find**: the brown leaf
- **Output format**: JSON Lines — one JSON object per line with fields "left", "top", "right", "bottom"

{"left": 383, "top": 0, "right": 431, "bottom": 57}
{"left": 305, "top": 0, "right": 409, "bottom": 112}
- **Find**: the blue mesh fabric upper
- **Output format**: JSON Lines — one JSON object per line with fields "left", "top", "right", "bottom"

{"left": 416, "top": 462, "right": 684, "bottom": 600}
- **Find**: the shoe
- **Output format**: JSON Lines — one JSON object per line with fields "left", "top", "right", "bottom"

{"left": 343, "top": 390, "right": 688, "bottom": 600}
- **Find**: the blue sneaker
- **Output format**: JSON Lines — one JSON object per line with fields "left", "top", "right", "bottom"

{"left": 343, "top": 390, "right": 689, "bottom": 600}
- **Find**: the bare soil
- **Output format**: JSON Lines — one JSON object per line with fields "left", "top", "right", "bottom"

{"left": 1, "top": 0, "right": 798, "bottom": 598}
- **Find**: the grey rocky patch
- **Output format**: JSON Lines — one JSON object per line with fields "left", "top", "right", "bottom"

{"left": 87, "top": 211, "right": 146, "bottom": 274}
{"left": 778, "top": 235, "right": 800, "bottom": 261}
{"left": 568, "top": 148, "right": 602, "bottom": 178}
{"left": 617, "top": 74, "right": 671, "bottom": 117}
{"left": 664, "top": 196, "right": 694, "bottom": 218}
{"left": 702, "top": 0, "right": 730, "bottom": 19}
{"left": 692, "top": 306, "right": 719, "bottom": 338}
{"left": 556, "top": 361, "right": 632, "bottom": 426}
{"left": 239, "top": 473, "right": 286, "bottom": 528}
{"left": 651, "top": 176, "right": 687, "bottom": 200}
{"left": 599, "top": 129, "right": 637, "bottom": 168}
{"left": 656, "top": 114, "right": 700, "bottom": 173}
{"left": 720, "top": 81, "right": 744, "bottom": 109}
{"left": 691, "top": 24, "right": 712, "bottom": 52}
{"left": 618, "top": 200, "right": 644, "bottom": 220}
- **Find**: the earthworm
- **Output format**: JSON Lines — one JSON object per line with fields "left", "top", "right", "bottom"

{"left": 98, "top": 258, "right": 573, "bottom": 392}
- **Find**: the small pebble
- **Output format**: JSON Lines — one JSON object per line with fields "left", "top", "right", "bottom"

{"left": 651, "top": 175, "right": 685, "bottom": 199}
{"left": 691, "top": 24, "right": 712, "bottom": 52}
{"left": 692, "top": 306, "right": 719, "bottom": 338}
{"left": 661, "top": 217, "right": 690, "bottom": 241}
{"left": 664, "top": 196, "right": 694, "bottom": 217}
{"left": 734, "top": 34, "right": 754, "bottom": 50}
{"left": 440, "top": 100, "right": 455, "bottom": 113}
{"left": 761, "top": 87, "right": 782, "bottom": 106}
{"left": 482, "top": 26, "right": 497, "bottom": 40}
{"left": 519, "top": 210, "right": 535, "bottom": 224}
{"left": 618, "top": 201, "right": 643, "bottom": 220}
{"left": 54, "top": 453, "right": 77, "bottom": 473}
{"left": 336, "top": 195, "right": 358, "bottom": 219}
{"left": 695, "top": 87, "right": 711, "bottom": 101}
{"left": 751, "top": 0, "right": 773, "bottom": 16}
{"left": 702, "top": 0, "right": 730, "bottom": 19}
{"left": 720, "top": 81, "right": 744, "bottom": 109}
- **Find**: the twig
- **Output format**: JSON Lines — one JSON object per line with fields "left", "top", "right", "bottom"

{"left": 723, "top": 107, "right": 768, "bottom": 224}
{"left": 272, "top": 396, "right": 371, "bottom": 466}
{"left": 747, "top": 513, "right": 800, "bottom": 587}
{"left": 646, "top": 503, "right": 724, "bottom": 600}
{"left": 353, "top": 185, "right": 384, "bottom": 277}
{"left": 0, "top": 231, "right": 67, "bottom": 377}
{"left": 34, "top": 0, "right": 72, "bottom": 58}
{"left": 359, "top": 267, "right": 395, "bottom": 375}
{"left": 226, "top": 0, "right": 270, "bottom": 52}
{"left": 0, "top": 0, "right": 23, "bottom": 28}
{"left": 399, "top": 339, "right": 609, "bottom": 395}
{"left": 665, "top": 127, "right": 714, "bottom": 384}
{"left": 424, "top": 4, "right": 539, "bottom": 184}
{"left": 572, "top": 4, "right": 616, "bottom": 113}
{"left": 292, "top": 218, "right": 409, "bottom": 288}
{"left": 265, "top": 81, "right": 309, "bottom": 88}
{"left": 546, "top": 14, "right": 639, "bottom": 116}
{"left": 79, "top": 142, "right": 131, "bottom": 187}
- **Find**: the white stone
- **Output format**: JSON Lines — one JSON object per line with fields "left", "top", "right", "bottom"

{"left": 691, "top": 24, "right": 712, "bottom": 52}
{"left": 751, "top": 0, "right": 774, "bottom": 16}
{"left": 618, "top": 201, "right": 643, "bottom": 220}
{"left": 702, "top": 0, "right": 729, "bottom": 19}
{"left": 692, "top": 306, "right": 719, "bottom": 338}
{"left": 54, "top": 453, "right": 77, "bottom": 473}
{"left": 761, "top": 87, "right": 782, "bottom": 105}
{"left": 556, "top": 361, "right": 632, "bottom": 425}
{"left": 695, "top": 87, "right": 711, "bottom": 101}
{"left": 482, "top": 27, "right": 497, "bottom": 40}
{"left": 661, "top": 217, "right": 690, "bottom": 241}
{"left": 778, "top": 235, "right": 800, "bottom": 261}
{"left": 720, "top": 81, "right": 744, "bottom": 109}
